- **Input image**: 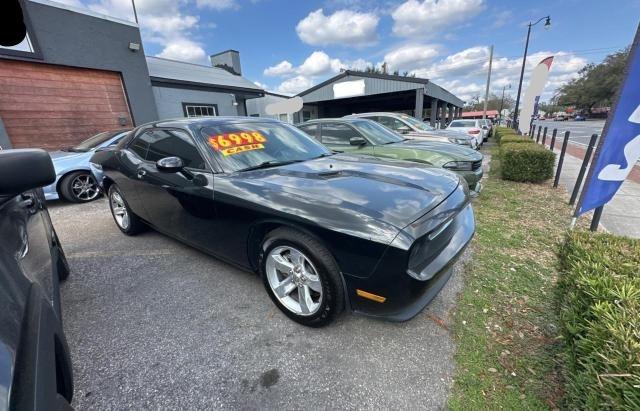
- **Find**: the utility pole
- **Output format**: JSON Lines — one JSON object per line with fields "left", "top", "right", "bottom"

{"left": 131, "top": 0, "right": 139, "bottom": 24}
{"left": 482, "top": 45, "right": 494, "bottom": 120}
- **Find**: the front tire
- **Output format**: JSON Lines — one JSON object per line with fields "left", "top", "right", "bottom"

{"left": 59, "top": 171, "right": 100, "bottom": 203}
{"left": 108, "top": 185, "right": 146, "bottom": 235}
{"left": 260, "top": 228, "right": 345, "bottom": 327}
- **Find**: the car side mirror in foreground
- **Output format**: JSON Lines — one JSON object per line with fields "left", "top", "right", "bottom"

{"left": 156, "top": 156, "right": 184, "bottom": 173}
{"left": 349, "top": 137, "right": 366, "bottom": 146}
{"left": 0, "top": 149, "right": 55, "bottom": 196}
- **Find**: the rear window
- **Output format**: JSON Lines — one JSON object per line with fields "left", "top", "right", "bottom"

{"left": 450, "top": 120, "right": 476, "bottom": 127}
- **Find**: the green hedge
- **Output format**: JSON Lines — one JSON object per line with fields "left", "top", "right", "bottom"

{"left": 558, "top": 232, "right": 640, "bottom": 410}
{"left": 494, "top": 127, "right": 518, "bottom": 144}
{"left": 499, "top": 135, "right": 534, "bottom": 146}
{"left": 500, "top": 143, "right": 555, "bottom": 182}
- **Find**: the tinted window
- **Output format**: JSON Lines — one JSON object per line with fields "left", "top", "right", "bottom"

{"left": 352, "top": 120, "right": 403, "bottom": 145}
{"left": 199, "top": 122, "right": 330, "bottom": 173}
{"left": 145, "top": 129, "right": 207, "bottom": 169}
{"left": 297, "top": 124, "right": 318, "bottom": 139}
{"left": 321, "top": 123, "right": 360, "bottom": 145}
{"left": 377, "top": 116, "right": 406, "bottom": 131}
{"left": 450, "top": 120, "right": 477, "bottom": 127}
{"left": 129, "top": 131, "right": 151, "bottom": 159}
{"left": 68, "top": 130, "right": 130, "bottom": 152}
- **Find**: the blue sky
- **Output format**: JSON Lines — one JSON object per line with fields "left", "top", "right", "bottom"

{"left": 55, "top": 0, "right": 639, "bottom": 101}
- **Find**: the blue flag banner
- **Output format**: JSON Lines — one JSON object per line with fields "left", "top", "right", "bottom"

{"left": 576, "top": 25, "right": 640, "bottom": 216}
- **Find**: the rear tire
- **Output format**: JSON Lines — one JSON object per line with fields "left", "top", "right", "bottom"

{"left": 59, "top": 171, "right": 101, "bottom": 203}
{"left": 260, "top": 227, "right": 345, "bottom": 327}
{"left": 108, "top": 184, "right": 146, "bottom": 235}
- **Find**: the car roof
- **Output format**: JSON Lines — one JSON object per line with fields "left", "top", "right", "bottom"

{"left": 346, "top": 112, "right": 409, "bottom": 118}
{"left": 298, "top": 118, "right": 367, "bottom": 125}
{"left": 139, "top": 116, "right": 283, "bottom": 130}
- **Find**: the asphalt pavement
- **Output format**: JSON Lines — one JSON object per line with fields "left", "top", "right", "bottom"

{"left": 531, "top": 119, "right": 605, "bottom": 147}
{"left": 50, "top": 198, "right": 468, "bottom": 410}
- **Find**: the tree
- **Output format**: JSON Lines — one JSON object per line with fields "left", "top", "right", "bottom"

{"left": 463, "top": 93, "right": 514, "bottom": 111}
{"left": 555, "top": 48, "right": 629, "bottom": 112}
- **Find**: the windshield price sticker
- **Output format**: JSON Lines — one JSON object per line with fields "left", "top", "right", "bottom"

{"left": 208, "top": 131, "right": 267, "bottom": 156}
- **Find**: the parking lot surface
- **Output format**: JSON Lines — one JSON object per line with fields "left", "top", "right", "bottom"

{"left": 532, "top": 119, "right": 605, "bottom": 147}
{"left": 50, "top": 198, "right": 467, "bottom": 409}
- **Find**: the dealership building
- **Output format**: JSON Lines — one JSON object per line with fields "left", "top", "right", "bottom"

{"left": 292, "top": 70, "right": 464, "bottom": 126}
{"left": 0, "top": 0, "right": 462, "bottom": 150}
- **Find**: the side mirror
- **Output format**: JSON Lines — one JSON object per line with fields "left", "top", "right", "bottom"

{"left": 397, "top": 125, "right": 411, "bottom": 134}
{"left": 349, "top": 137, "right": 366, "bottom": 146}
{"left": 156, "top": 156, "right": 184, "bottom": 173}
{"left": 0, "top": 149, "right": 55, "bottom": 196}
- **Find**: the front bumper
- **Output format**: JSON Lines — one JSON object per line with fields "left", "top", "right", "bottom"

{"left": 457, "top": 167, "right": 483, "bottom": 192}
{"left": 43, "top": 179, "right": 60, "bottom": 201}
{"left": 344, "top": 202, "right": 475, "bottom": 321}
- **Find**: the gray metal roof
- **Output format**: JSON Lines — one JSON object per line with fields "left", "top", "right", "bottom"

{"left": 297, "top": 70, "right": 464, "bottom": 107}
{"left": 146, "top": 56, "right": 263, "bottom": 94}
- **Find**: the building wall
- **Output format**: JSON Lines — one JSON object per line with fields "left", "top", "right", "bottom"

{"left": 15, "top": 0, "right": 158, "bottom": 125}
{"left": 152, "top": 86, "right": 243, "bottom": 119}
{"left": 246, "top": 94, "right": 294, "bottom": 122}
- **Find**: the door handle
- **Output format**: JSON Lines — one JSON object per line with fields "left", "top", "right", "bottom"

{"left": 137, "top": 169, "right": 147, "bottom": 179}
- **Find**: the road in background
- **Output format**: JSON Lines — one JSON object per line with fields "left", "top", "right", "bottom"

{"left": 532, "top": 120, "right": 605, "bottom": 147}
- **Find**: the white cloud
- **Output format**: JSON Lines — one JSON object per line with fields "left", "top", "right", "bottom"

{"left": 196, "top": 0, "right": 238, "bottom": 10}
{"left": 268, "top": 51, "right": 374, "bottom": 96}
{"left": 409, "top": 46, "right": 588, "bottom": 102}
{"left": 383, "top": 44, "right": 439, "bottom": 71}
{"left": 144, "top": 15, "right": 199, "bottom": 35}
{"left": 296, "top": 9, "right": 379, "bottom": 46}
{"left": 70, "top": 0, "right": 215, "bottom": 64}
{"left": 391, "top": 0, "right": 485, "bottom": 37}
{"left": 156, "top": 39, "right": 207, "bottom": 63}
{"left": 298, "top": 51, "right": 342, "bottom": 76}
{"left": 276, "top": 76, "right": 315, "bottom": 94}
{"left": 264, "top": 60, "right": 295, "bottom": 77}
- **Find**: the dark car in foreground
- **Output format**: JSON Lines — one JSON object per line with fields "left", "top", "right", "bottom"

{"left": 297, "top": 118, "right": 483, "bottom": 193}
{"left": 0, "top": 149, "right": 74, "bottom": 409}
{"left": 91, "top": 117, "right": 475, "bottom": 327}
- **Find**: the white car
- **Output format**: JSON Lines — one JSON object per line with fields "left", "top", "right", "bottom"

{"left": 345, "top": 112, "right": 477, "bottom": 148}
{"left": 447, "top": 119, "right": 487, "bottom": 147}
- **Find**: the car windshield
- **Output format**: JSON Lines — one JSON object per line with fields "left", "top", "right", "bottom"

{"left": 199, "top": 122, "right": 331, "bottom": 173}
{"left": 66, "top": 130, "right": 127, "bottom": 152}
{"left": 450, "top": 120, "right": 476, "bottom": 127}
{"left": 352, "top": 120, "right": 404, "bottom": 145}
{"left": 397, "top": 114, "right": 435, "bottom": 131}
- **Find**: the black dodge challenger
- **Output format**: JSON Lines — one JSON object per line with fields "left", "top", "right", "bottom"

{"left": 91, "top": 117, "right": 475, "bottom": 327}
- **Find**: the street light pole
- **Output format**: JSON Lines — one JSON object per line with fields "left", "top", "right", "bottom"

{"left": 512, "top": 16, "right": 551, "bottom": 130}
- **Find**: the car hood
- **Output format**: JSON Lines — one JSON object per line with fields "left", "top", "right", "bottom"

{"left": 218, "top": 154, "right": 461, "bottom": 244}
{"left": 396, "top": 141, "right": 482, "bottom": 161}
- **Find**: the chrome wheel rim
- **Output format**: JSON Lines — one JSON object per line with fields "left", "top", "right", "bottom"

{"left": 71, "top": 174, "right": 99, "bottom": 201}
{"left": 266, "top": 246, "right": 323, "bottom": 316}
{"left": 110, "top": 191, "right": 130, "bottom": 230}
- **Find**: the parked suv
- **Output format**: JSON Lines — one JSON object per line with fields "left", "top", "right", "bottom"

{"left": 346, "top": 112, "right": 477, "bottom": 148}
{"left": 0, "top": 149, "right": 74, "bottom": 409}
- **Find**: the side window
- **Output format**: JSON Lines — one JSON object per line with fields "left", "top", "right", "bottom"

{"left": 321, "top": 123, "right": 360, "bottom": 145}
{"left": 129, "top": 130, "right": 152, "bottom": 159}
{"left": 377, "top": 116, "right": 405, "bottom": 131}
{"left": 298, "top": 124, "right": 318, "bottom": 140}
{"left": 145, "top": 129, "right": 207, "bottom": 169}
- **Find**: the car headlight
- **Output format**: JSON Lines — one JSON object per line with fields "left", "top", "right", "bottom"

{"left": 443, "top": 161, "right": 473, "bottom": 171}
